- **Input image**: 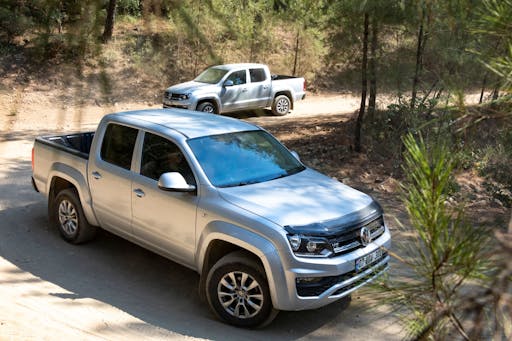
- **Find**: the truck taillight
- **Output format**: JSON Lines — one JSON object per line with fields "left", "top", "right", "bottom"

{"left": 31, "top": 147, "right": 34, "bottom": 171}
{"left": 303, "top": 79, "right": 307, "bottom": 92}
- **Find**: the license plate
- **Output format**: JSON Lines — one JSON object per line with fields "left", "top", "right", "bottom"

{"left": 355, "top": 248, "right": 383, "bottom": 271}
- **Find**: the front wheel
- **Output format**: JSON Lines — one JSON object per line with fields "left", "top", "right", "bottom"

{"left": 271, "top": 95, "right": 291, "bottom": 116}
{"left": 54, "top": 188, "right": 96, "bottom": 244}
{"left": 197, "top": 101, "right": 217, "bottom": 114}
{"left": 206, "top": 251, "right": 278, "bottom": 328}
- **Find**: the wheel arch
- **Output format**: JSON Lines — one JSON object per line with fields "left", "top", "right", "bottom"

{"left": 273, "top": 91, "right": 294, "bottom": 109}
{"left": 196, "top": 98, "right": 221, "bottom": 113}
{"left": 196, "top": 222, "right": 285, "bottom": 308}
{"left": 47, "top": 163, "right": 99, "bottom": 226}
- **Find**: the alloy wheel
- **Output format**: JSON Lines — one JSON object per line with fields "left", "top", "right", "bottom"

{"left": 276, "top": 98, "right": 289, "bottom": 114}
{"left": 58, "top": 199, "right": 78, "bottom": 236}
{"left": 217, "top": 271, "right": 264, "bottom": 319}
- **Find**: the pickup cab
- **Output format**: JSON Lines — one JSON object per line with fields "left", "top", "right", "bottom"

{"left": 32, "top": 109, "right": 391, "bottom": 327}
{"left": 163, "top": 63, "right": 306, "bottom": 116}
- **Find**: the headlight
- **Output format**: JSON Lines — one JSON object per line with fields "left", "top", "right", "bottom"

{"left": 179, "top": 93, "right": 190, "bottom": 100}
{"left": 287, "top": 234, "right": 333, "bottom": 258}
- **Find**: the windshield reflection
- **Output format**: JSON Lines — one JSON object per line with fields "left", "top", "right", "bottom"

{"left": 188, "top": 130, "right": 305, "bottom": 187}
{"left": 194, "top": 68, "right": 228, "bottom": 84}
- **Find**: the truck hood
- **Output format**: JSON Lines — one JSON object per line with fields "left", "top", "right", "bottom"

{"left": 217, "top": 168, "right": 378, "bottom": 231}
{"left": 166, "top": 81, "right": 217, "bottom": 94}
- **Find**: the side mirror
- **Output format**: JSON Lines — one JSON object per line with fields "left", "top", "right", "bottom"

{"left": 291, "top": 151, "right": 300, "bottom": 161}
{"left": 158, "top": 172, "right": 196, "bottom": 192}
{"left": 223, "top": 80, "right": 234, "bottom": 87}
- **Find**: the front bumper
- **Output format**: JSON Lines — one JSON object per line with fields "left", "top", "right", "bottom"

{"left": 270, "top": 228, "right": 391, "bottom": 311}
{"left": 162, "top": 99, "right": 195, "bottom": 110}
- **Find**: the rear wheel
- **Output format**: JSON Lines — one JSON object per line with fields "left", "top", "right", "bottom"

{"left": 271, "top": 95, "right": 291, "bottom": 116}
{"left": 54, "top": 188, "right": 96, "bottom": 244}
{"left": 206, "top": 251, "right": 278, "bottom": 328}
{"left": 197, "top": 101, "right": 216, "bottom": 114}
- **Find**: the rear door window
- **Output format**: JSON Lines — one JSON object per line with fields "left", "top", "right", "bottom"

{"left": 100, "top": 124, "right": 138, "bottom": 170}
{"left": 249, "top": 68, "right": 267, "bottom": 83}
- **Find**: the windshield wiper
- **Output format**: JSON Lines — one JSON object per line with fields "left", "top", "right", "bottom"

{"left": 222, "top": 167, "right": 305, "bottom": 187}
{"left": 222, "top": 179, "right": 261, "bottom": 188}
{"left": 269, "top": 166, "right": 305, "bottom": 181}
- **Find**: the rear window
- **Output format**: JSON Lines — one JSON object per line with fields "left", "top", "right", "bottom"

{"left": 249, "top": 68, "right": 266, "bottom": 83}
{"left": 100, "top": 124, "right": 138, "bottom": 170}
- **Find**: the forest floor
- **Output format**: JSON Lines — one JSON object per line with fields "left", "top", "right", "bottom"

{"left": 0, "top": 59, "right": 509, "bottom": 339}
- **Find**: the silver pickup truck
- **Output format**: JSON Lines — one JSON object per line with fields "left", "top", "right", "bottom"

{"left": 32, "top": 109, "right": 391, "bottom": 328}
{"left": 163, "top": 63, "right": 306, "bottom": 116}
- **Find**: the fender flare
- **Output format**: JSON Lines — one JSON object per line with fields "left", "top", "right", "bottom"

{"left": 194, "top": 95, "right": 222, "bottom": 112}
{"left": 196, "top": 221, "right": 287, "bottom": 309}
{"left": 48, "top": 163, "right": 99, "bottom": 226}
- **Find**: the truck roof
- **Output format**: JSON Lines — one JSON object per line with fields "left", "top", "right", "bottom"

{"left": 212, "top": 63, "right": 266, "bottom": 71}
{"left": 111, "top": 108, "right": 260, "bottom": 139}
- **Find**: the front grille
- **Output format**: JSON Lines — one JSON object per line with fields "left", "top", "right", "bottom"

{"left": 165, "top": 91, "right": 186, "bottom": 101}
{"left": 328, "top": 217, "right": 385, "bottom": 255}
{"left": 296, "top": 252, "right": 388, "bottom": 297}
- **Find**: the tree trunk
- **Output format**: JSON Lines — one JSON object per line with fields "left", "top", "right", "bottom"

{"left": 411, "top": 8, "right": 425, "bottom": 109}
{"left": 368, "top": 17, "right": 378, "bottom": 118}
{"left": 354, "top": 12, "right": 369, "bottom": 153}
{"left": 102, "top": 0, "right": 117, "bottom": 43}
{"left": 249, "top": 37, "right": 255, "bottom": 61}
{"left": 249, "top": 13, "right": 262, "bottom": 62}
{"left": 479, "top": 73, "right": 488, "bottom": 104}
{"left": 292, "top": 29, "right": 300, "bottom": 76}
{"left": 492, "top": 86, "right": 499, "bottom": 101}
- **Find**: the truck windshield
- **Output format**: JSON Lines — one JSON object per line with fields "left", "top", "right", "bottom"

{"left": 194, "top": 68, "right": 228, "bottom": 84}
{"left": 188, "top": 130, "right": 305, "bottom": 188}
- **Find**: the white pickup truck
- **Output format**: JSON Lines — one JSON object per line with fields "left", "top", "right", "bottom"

{"left": 163, "top": 63, "right": 306, "bottom": 116}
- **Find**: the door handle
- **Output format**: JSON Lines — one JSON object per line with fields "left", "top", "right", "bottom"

{"left": 241, "top": 88, "right": 248, "bottom": 92}
{"left": 133, "top": 188, "right": 145, "bottom": 198}
{"left": 263, "top": 86, "right": 269, "bottom": 90}
{"left": 91, "top": 171, "right": 102, "bottom": 179}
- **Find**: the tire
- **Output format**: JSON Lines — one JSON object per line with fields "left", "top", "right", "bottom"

{"left": 271, "top": 95, "right": 291, "bottom": 116}
{"left": 54, "top": 188, "right": 96, "bottom": 244}
{"left": 206, "top": 251, "right": 278, "bottom": 328}
{"left": 197, "top": 101, "right": 216, "bottom": 114}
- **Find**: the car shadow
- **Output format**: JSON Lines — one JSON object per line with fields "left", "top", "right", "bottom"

{"left": 222, "top": 108, "right": 274, "bottom": 119}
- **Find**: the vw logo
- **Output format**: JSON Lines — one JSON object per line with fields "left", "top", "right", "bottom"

{"left": 360, "top": 226, "right": 372, "bottom": 246}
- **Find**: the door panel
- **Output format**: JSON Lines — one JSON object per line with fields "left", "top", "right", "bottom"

{"left": 89, "top": 162, "right": 133, "bottom": 232}
{"left": 247, "top": 68, "right": 271, "bottom": 108}
{"left": 131, "top": 132, "right": 198, "bottom": 267}
{"left": 88, "top": 123, "right": 139, "bottom": 235}
{"left": 220, "top": 69, "right": 251, "bottom": 111}
{"left": 131, "top": 175, "right": 198, "bottom": 267}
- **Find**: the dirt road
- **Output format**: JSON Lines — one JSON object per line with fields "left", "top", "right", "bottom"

{"left": 0, "top": 95, "right": 403, "bottom": 340}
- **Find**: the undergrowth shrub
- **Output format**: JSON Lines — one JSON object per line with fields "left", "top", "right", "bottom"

{"left": 363, "top": 95, "right": 441, "bottom": 168}
{"left": 476, "top": 129, "right": 512, "bottom": 207}
{"left": 374, "top": 133, "right": 502, "bottom": 340}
